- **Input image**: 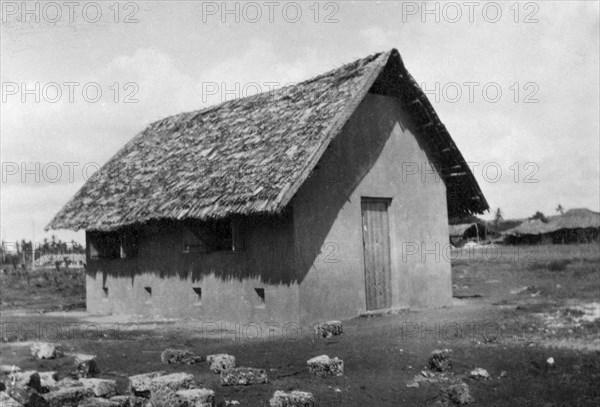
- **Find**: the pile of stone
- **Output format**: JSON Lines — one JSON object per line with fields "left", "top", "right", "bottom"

{"left": 109, "top": 394, "right": 153, "bottom": 407}
{"left": 439, "top": 382, "right": 474, "bottom": 405}
{"left": 0, "top": 391, "right": 22, "bottom": 407}
{"left": 206, "top": 354, "right": 235, "bottom": 374}
{"left": 173, "top": 388, "right": 215, "bottom": 407}
{"left": 127, "top": 371, "right": 214, "bottom": 407}
{"left": 314, "top": 321, "right": 343, "bottom": 338}
{"left": 160, "top": 349, "right": 203, "bottom": 365}
{"left": 146, "top": 373, "right": 196, "bottom": 406}
{"left": 269, "top": 390, "right": 315, "bottom": 407}
{"left": 469, "top": 368, "right": 490, "bottom": 380}
{"left": 220, "top": 367, "right": 268, "bottom": 386}
{"left": 44, "top": 386, "right": 95, "bottom": 407}
{"left": 75, "top": 354, "right": 100, "bottom": 378}
{"left": 429, "top": 349, "right": 452, "bottom": 372}
{"left": 0, "top": 362, "right": 118, "bottom": 407}
{"left": 307, "top": 355, "right": 344, "bottom": 377}
{"left": 12, "top": 370, "right": 60, "bottom": 393}
{"left": 405, "top": 370, "right": 461, "bottom": 389}
{"left": 80, "top": 378, "right": 117, "bottom": 397}
{"left": 31, "top": 343, "right": 63, "bottom": 360}
{"left": 0, "top": 355, "right": 216, "bottom": 407}
{"left": 2, "top": 345, "right": 328, "bottom": 406}
{"left": 128, "top": 371, "right": 167, "bottom": 398}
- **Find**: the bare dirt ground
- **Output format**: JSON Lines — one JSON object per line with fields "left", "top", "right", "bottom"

{"left": 1, "top": 244, "right": 599, "bottom": 406}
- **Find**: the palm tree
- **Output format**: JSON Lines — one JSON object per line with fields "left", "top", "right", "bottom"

{"left": 51, "top": 234, "right": 57, "bottom": 253}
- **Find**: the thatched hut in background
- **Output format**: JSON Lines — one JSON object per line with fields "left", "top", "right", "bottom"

{"left": 449, "top": 222, "right": 487, "bottom": 246}
{"left": 47, "top": 49, "right": 487, "bottom": 326}
{"left": 503, "top": 208, "right": 600, "bottom": 245}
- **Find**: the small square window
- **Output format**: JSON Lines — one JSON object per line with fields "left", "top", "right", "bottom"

{"left": 144, "top": 286, "right": 152, "bottom": 296}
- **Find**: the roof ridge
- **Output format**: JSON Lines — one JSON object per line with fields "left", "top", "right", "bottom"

{"left": 148, "top": 50, "right": 389, "bottom": 129}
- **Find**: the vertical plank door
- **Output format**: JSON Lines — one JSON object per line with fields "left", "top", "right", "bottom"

{"left": 361, "top": 198, "right": 392, "bottom": 310}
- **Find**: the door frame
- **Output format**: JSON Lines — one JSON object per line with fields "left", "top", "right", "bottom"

{"left": 360, "top": 197, "right": 393, "bottom": 311}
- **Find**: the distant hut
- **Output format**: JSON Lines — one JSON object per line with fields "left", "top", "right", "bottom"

{"left": 549, "top": 208, "right": 600, "bottom": 243}
{"left": 47, "top": 49, "right": 488, "bottom": 326}
{"left": 449, "top": 222, "right": 487, "bottom": 246}
{"left": 503, "top": 208, "right": 600, "bottom": 245}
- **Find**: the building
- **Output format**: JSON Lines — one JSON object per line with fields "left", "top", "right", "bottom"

{"left": 47, "top": 49, "right": 488, "bottom": 326}
{"left": 503, "top": 208, "right": 600, "bottom": 245}
{"left": 449, "top": 222, "right": 488, "bottom": 246}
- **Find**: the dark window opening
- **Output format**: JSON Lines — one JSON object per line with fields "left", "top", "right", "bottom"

{"left": 89, "top": 230, "right": 139, "bottom": 259}
{"left": 144, "top": 286, "right": 152, "bottom": 296}
{"left": 212, "top": 221, "right": 233, "bottom": 251}
{"left": 193, "top": 287, "right": 202, "bottom": 303}
{"left": 89, "top": 232, "right": 120, "bottom": 259}
{"left": 120, "top": 230, "right": 140, "bottom": 258}
{"left": 185, "top": 219, "right": 243, "bottom": 252}
{"left": 254, "top": 288, "right": 265, "bottom": 308}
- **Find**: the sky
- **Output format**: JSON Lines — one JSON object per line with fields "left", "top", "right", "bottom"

{"left": 1, "top": 0, "right": 599, "bottom": 245}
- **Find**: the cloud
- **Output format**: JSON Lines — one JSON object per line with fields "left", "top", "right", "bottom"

{"left": 359, "top": 26, "right": 398, "bottom": 50}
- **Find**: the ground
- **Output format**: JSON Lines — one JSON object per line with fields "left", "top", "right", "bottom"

{"left": 1, "top": 244, "right": 599, "bottom": 406}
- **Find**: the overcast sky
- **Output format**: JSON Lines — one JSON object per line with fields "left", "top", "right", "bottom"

{"left": 1, "top": 0, "right": 599, "bottom": 244}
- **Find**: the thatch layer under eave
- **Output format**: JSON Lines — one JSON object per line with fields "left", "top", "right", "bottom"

{"left": 47, "top": 49, "right": 488, "bottom": 232}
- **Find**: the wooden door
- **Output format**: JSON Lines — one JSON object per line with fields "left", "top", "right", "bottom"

{"left": 361, "top": 198, "right": 392, "bottom": 310}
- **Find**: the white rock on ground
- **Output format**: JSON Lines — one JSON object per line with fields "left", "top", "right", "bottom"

{"left": 80, "top": 378, "right": 117, "bottom": 397}
{"left": 269, "top": 390, "right": 315, "bottom": 407}
{"left": 469, "top": 368, "right": 490, "bottom": 380}
{"left": 220, "top": 368, "right": 268, "bottom": 386}
{"left": 307, "top": 355, "right": 344, "bottom": 377}
{"left": 173, "top": 388, "right": 215, "bottom": 406}
{"left": 128, "top": 371, "right": 166, "bottom": 398}
{"left": 42, "top": 386, "right": 94, "bottom": 407}
{"left": 148, "top": 372, "right": 195, "bottom": 407}
{"left": 30, "top": 343, "right": 61, "bottom": 359}
{"left": 160, "top": 349, "right": 203, "bottom": 365}
{"left": 38, "top": 371, "right": 59, "bottom": 391}
{"left": 206, "top": 354, "right": 235, "bottom": 374}
{"left": 314, "top": 321, "right": 343, "bottom": 338}
{"left": 75, "top": 354, "right": 100, "bottom": 378}
{"left": 0, "top": 391, "right": 22, "bottom": 407}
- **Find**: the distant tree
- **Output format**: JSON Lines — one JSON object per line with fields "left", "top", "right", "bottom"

{"left": 494, "top": 208, "right": 504, "bottom": 228}
{"left": 531, "top": 211, "right": 548, "bottom": 222}
{"left": 556, "top": 204, "right": 564, "bottom": 215}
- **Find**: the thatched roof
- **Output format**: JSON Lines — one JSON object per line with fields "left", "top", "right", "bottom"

{"left": 47, "top": 49, "right": 488, "bottom": 232}
{"left": 549, "top": 208, "right": 600, "bottom": 229}
{"left": 502, "top": 219, "right": 557, "bottom": 236}
{"left": 504, "top": 209, "right": 600, "bottom": 236}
